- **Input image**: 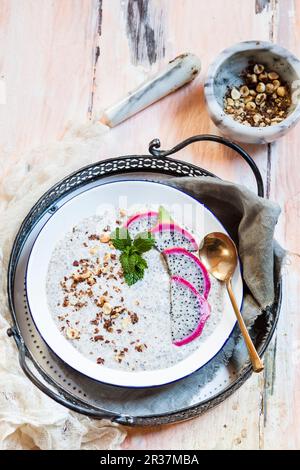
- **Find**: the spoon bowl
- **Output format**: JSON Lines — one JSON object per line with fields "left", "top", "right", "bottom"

{"left": 199, "top": 232, "right": 237, "bottom": 282}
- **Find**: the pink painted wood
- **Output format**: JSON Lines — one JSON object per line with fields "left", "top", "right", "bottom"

{"left": 0, "top": 0, "right": 299, "bottom": 449}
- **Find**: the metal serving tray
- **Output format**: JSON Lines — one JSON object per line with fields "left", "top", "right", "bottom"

{"left": 7, "top": 135, "right": 281, "bottom": 426}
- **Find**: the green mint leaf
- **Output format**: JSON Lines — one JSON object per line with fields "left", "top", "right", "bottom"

{"left": 110, "top": 227, "right": 131, "bottom": 251}
{"left": 123, "top": 245, "right": 133, "bottom": 255}
{"left": 133, "top": 232, "right": 155, "bottom": 253}
{"left": 136, "top": 257, "right": 147, "bottom": 270}
{"left": 128, "top": 253, "right": 140, "bottom": 272}
{"left": 124, "top": 270, "right": 144, "bottom": 286}
{"left": 120, "top": 252, "right": 130, "bottom": 273}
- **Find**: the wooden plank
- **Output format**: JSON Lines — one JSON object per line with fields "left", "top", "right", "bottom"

{"left": 124, "top": 375, "right": 264, "bottom": 450}
{"left": 93, "top": 0, "right": 271, "bottom": 193}
{"left": 262, "top": 0, "right": 300, "bottom": 450}
{"left": 0, "top": 0, "right": 99, "bottom": 155}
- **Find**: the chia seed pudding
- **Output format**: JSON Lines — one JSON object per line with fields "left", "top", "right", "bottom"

{"left": 46, "top": 208, "right": 226, "bottom": 371}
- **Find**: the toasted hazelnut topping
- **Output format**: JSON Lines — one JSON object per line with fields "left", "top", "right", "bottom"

{"left": 135, "top": 343, "right": 146, "bottom": 352}
{"left": 87, "top": 276, "right": 96, "bottom": 286}
{"left": 103, "top": 253, "right": 111, "bottom": 263}
{"left": 102, "top": 302, "right": 112, "bottom": 315}
{"left": 72, "top": 271, "right": 91, "bottom": 282}
{"left": 96, "top": 295, "right": 108, "bottom": 307}
{"left": 100, "top": 233, "right": 110, "bottom": 243}
{"left": 66, "top": 327, "right": 80, "bottom": 339}
{"left": 122, "top": 317, "right": 131, "bottom": 328}
{"left": 114, "top": 354, "right": 123, "bottom": 363}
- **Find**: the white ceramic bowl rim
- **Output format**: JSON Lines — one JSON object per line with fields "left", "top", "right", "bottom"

{"left": 205, "top": 40, "right": 300, "bottom": 136}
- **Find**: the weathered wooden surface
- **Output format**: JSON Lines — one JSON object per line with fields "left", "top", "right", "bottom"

{"left": 0, "top": 0, "right": 299, "bottom": 449}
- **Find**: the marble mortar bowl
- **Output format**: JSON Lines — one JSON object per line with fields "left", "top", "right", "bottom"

{"left": 204, "top": 41, "right": 300, "bottom": 144}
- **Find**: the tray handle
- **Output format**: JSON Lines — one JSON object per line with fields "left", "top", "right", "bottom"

{"left": 7, "top": 327, "right": 133, "bottom": 424}
{"left": 148, "top": 134, "right": 264, "bottom": 197}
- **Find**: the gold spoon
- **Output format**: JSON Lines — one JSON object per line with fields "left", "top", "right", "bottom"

{"left": 199, "top": 232, "right": 264, "bottom": 373}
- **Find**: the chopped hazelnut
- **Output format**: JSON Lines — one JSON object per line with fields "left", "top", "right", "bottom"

{"left": 253, "top": 113, "right": 262, "bottom": 124}
{"left": 66, "top": 327, "right": 80, "bottom": 339}
{"left": 256, "top": 82, "right": 266, "bottom": 93}
{"left": 245, "top": 101, "right": 256, "bottom": 111}
{"left": 244, "top": 95, "right": 253, "bottom": 104}
{"left": 240, "top": 85, "right": 249, "bottom": 97}
{"left": 265, "top": 83, "right": 274, "bottom": 94}
{"left": 258, "top": 72, "right": 268, "bottom": 82}
{"left": 103, "top": 302, "right": 112, "bottom": 315}
{"left": 103, "top": 253, "right": 111, "bottom": 263}
{"left": 96, "top": 295, "right": 108, "bottom": 307}
{"left": 255, "top": 93, "right": 267, "bottom": 105}
{"left": 253, "top": 64, "right": 264, "bottom": 75}
{"left": 248, "top": 73, "right": 258, "bottom": 84}
{"left": 268, "top": 71, "right": 279, "bottom": 80}
{"left": 231, "top": 88, "right": 241, "bottom": 100}
{"left": 87, "top": 276, "right": 96, "bottom": 286}
{"left": 277, "top": 86, "right": 286, "bottom": 97}
{"left": 100, "top": 233, "right": 110, "bottom": 243}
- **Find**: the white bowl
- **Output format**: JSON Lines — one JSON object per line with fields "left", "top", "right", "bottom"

{"left": 205, "top": 41, "right": 300, "bottom": 144}
{"left": 26, "top": 180, "right": 243, "bottom": 388}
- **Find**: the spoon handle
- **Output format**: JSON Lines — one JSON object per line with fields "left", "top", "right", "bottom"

{"left": 226, "top": 279, "right": 264, "bottom": 373}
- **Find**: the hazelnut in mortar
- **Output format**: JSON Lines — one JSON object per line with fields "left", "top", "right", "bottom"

{"left": 223, "top": 63, "right": 292, "bottom": 127}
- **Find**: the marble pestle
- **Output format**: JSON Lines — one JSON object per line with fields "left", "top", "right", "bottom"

{"left": 100, "top": 53, "right": 201, "bottom": 127}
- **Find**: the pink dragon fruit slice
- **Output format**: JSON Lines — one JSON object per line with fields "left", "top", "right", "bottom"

{"left": 170, "top": 275, "right": 211, "bottom": 347}
{"left": 151, "top": 223, "right": 198, "bottom": 252}
{"left": 163, "top": 247, "right": 211, "bottom": 299}
{"left": 125, "top": 211, "right": 158, "bottom": 237}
